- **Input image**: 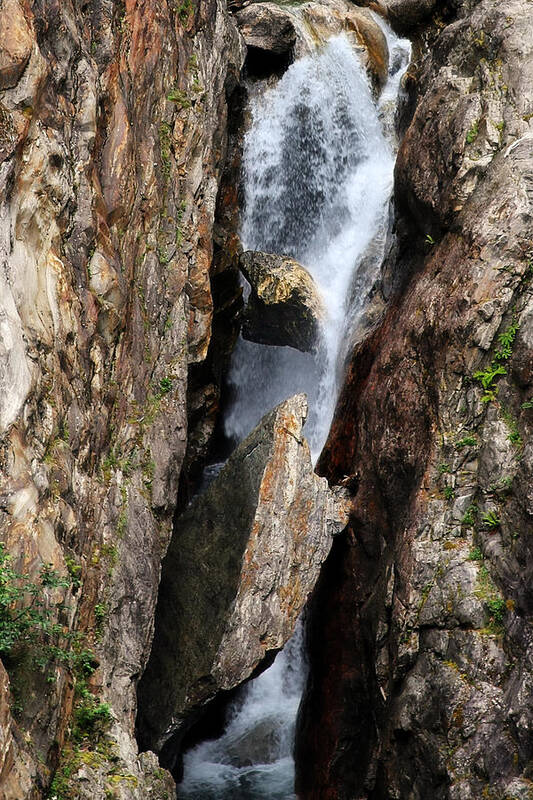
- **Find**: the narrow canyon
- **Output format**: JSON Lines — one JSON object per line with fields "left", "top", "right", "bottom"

{"left": 0, "top": 0, "right": 531, "bottom": 799}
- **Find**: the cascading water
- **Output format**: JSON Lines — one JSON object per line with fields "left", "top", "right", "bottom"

{"left": 179, "top": 22, "right": 410, "bottom": 800}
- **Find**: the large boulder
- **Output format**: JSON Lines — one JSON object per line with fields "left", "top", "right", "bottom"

{"left": 137, "top": 394, "right": 349, "bottom": 755}
{"left": 240, "top": 250, "right": 325, "bottom": 353}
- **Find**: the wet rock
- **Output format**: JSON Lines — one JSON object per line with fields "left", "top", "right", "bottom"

{"left": 240, "top": 251, "right": 325, "bottom": 353}
{"left": 137, "top": 394, "right": 349, "bottom": 754}
{"left": 384, "top": 0, "right": 438, "bottom": 33}
{"left": 235, "top": 3, "right": 297, "bottom": 56}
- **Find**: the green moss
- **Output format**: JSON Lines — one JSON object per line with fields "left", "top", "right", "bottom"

{"left": 455, "top": 434, "right": 477, "bottom": 449}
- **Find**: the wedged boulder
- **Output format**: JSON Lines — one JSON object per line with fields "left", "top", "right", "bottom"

{"left": 383, "top": 0, "right": 437, "bottom": 33}
{"left": 236, "top": 0, "right": 389, "bottom": 91}
{"left": 235, "top": 3, "right": 297, "bottom": 56}
{"left": 240, "top": 250, "right": 325, "bottom": 353}
{"left": 137, "top": 394, "right": 349, "bottom": 754}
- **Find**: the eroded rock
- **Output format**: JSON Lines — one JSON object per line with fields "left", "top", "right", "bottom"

{"left": 240, "top": 250, "right": 325, "bottom": 352}
{"left": 137, "top": 394, "right": 349, "bottom": 754}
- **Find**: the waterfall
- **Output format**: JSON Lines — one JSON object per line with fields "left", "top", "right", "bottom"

{"left": 179, "top": 23, "right": 410, "bottom": 800}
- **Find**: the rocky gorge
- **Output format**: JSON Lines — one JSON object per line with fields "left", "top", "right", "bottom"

{"left": 0, "top": 1, "right": 531, "bottom": 800}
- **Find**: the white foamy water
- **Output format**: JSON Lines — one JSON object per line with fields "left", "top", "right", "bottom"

{"left": 179, "top": 626, "right": 306, "bottom": 799}
{"left": 179, "top": 23, "right": 410, "bottom": 800}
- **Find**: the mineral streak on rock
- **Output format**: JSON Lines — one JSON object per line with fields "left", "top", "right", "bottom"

{"left": 137, "top": 394, "right": 349, "bottom": 756}
{"left": 240, "top": 250, "right": 325, "bottom": 353}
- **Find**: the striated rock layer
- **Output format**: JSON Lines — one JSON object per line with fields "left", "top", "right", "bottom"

{"left": 0, "top": 0, "right": 243, "bottom": 796}
{"left": 296, "top": 1, "right": 533, "bottom": 799}
{"left": 137, "top": 394, "right": 349, "bottom": 759}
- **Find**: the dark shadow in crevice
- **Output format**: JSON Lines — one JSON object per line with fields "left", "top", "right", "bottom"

{"left": 245, "top": 46, "right": 293, "bottom": 80}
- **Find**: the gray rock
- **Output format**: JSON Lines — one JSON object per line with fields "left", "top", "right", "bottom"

{"left": 240, "top": 250, "right": 325, "bottom": 353}
{"left": 137, "top": 394, "right": 349, "bottom": 752}
{"left": 235, "top": 3, "right": 297, "bottom": 56}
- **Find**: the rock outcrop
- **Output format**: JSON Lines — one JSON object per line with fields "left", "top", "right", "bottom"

{"left": 240, "top": 250, "right": 325, "bottom": 352}
{"left": 137, "top": 394, "right": 349, "bottom": 758}
{"left": 296, "top": 2, "right": 533, "bottom": 799}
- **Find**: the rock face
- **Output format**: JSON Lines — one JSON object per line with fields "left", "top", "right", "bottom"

{"left": 240, "top": 250, "right": 325, "bottom": 352}
{"left": 296, "top": 2, "right": 533, "bottom": 799}
{"left": 137, "top": 394, "right": 349, "bottom": 757}
{"left": 0, "top": 0, "right": 243, "bottom": 796}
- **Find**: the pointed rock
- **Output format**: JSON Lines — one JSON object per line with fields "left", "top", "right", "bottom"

{"left": 137, "top": 394, "right": 349, "bottom": 754}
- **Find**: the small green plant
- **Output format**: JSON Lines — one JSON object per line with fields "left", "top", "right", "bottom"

{"left": 94, "top": 603, "right": 107, "bottom": 628}
{"left": 444, "top": 485, "right": 455, "bottom": 500}
{"left": 65, "top": 556, "right": 82, "bottom": 591}
{"left": 486, "top": 597, "right": 506, "bottom": 624}
{"left": 0, "top": 544, "right": 70, "bottom": 660}
{"left": 159, "top": 377, "right": 173, "bottom": 395}
{"left": 466, "top": 119, "right": 479, "bottom": 144}
{"left": 167, "top": 88, "right": 191, "bottom": 108}
{"left": 74, "top": 693, "right": 112, "bottom": 743}
{"left": 425, "top": 233, "right": 435, "bottom": 245}
{"left": 456, "top": 434, "right": 477, "bottom": 449}
{"left": 462, "top": 505, "right": 477, "bottom": 527}
{"left": 481, "top": 510, "right": 501, "bottom": 529}
{"left": 473, "top": 364, "right": 507, "bottom": 402}
{"left": 157, "top": 246, "right": 170, "bottom": 266}
{"left": 473, "top": 318, "right": 519, "bottom": 402}
{"left": 494, "top": 318, "right": 520, "bottom": 361}
{"left": 468, "top": 546, "right": 483, "bottom": 561}
{"left": 521, "top": 398, "right": 533, "bottom": 409}
{"left": 438, "top": 463, "right": 451, "bottom": 474}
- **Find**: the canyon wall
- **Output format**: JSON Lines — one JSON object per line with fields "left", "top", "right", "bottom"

{"left": 296, "top": 0, "right": 533, "bottom": 798}
{"left": 0, "top": 0, "right": 242, "bottom": 795}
